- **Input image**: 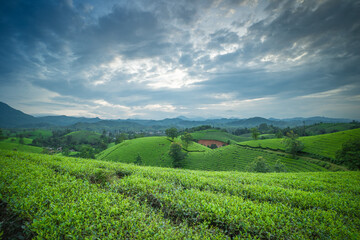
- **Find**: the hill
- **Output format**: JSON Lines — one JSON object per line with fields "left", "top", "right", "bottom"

{"left": 1, "top": 150, "right": 359, "bottom": 239}
{"left": 0, "top": 102, "right": 41, "bottom": 128}
{"left": 1, "top": 102, "right": 355, "bottom": 130}
{"left": 65, "top": 130, "right": 102, "bottom": 145}
{"left": 238, "top": 128, "right": 360, "bottom": 160}
{"left": 191, "top": 129, "right": 251, "bottom": 143}
{"left": 0, "top": 141, "right": 43, "bottom": 153}
{"left": 37, "top": 115, "right": 101, "bottom": 126}
{"left": 304, "top": 122, "right": 360, "bottom": 135}
{"left": 97, "top": 137, "right": 173, "bottom": 167}
{"left": 97, "top": 136, "right": 332, "bottom": 172}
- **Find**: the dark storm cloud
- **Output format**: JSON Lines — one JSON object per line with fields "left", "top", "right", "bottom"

{"left": 0, "top": 0, "right": 360, "bottom": 119}
{"left": 0, "top": 0, "right": 80, "bottom": 80}
{"left": 202, "top": 0, "right": 360, "bottom": 99}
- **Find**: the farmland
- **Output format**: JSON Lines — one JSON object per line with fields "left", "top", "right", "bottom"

{"left": 1, "top": 150, "right": 359, "bottom": 239}
{"left": 97, "top": 136, "right": 174, "bottom": 167}
{"left": 238, "top": 128, "right": 360, "bottom": 159}
{"left": 97, "top": 136, "right": 332, "bottom": 172}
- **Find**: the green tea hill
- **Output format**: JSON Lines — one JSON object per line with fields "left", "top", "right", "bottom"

{"left": 238, "top": 128, "right": 360, "bottom": 159}
{"left": 97, "top": 136, "right": 332, "bottom": 172}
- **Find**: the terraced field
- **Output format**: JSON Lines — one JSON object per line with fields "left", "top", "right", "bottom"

{"left": 1, "top": 150, "right": 359, "bottom": 239}
{"left": 185, "top": 144, "right": 328, "bottom": 172}
{"left": 97, "top": 136, "right": 330, "bottom": 172}
{"left": 239, "top": 128, "right": 360, "bottom": 159}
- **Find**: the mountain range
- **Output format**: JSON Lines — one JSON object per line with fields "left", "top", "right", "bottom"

{"left": 0, "top": 102, "right": 354, "bottom": 130}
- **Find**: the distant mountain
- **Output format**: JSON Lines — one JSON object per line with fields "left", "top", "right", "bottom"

{"left": 227, "top": 117, "right": 283, "bottom": 127}
{"left": 282, "top": 117, "right": 353, "bottom": 124}
{"left": 70, "top": 120, "right": 145, "bottom": 131}
{"left": 37, "top": 115, "right": 101, "bottom": 126}
{"left": 0, "top": 101, "right": 355, "bottom": 130}
{"left": 0, "top": 102, "right": 41, "bottom": 127}
{"left": 0, "top": 102, "right": 101, "bottom": 128}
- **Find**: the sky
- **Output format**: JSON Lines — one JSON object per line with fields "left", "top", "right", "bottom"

{"left": 0, "top": 0, "right": 360, "bottom": 120}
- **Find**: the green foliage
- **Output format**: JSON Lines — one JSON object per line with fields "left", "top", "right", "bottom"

{"left": 191, "top": 129, "right": 247, "bottom": 143}
{"left": 134, "top": 153, "right": 143, "bottom": 165}
{"left": 336, "top": 138, "right": 360, "bottom": 170}
{"left": 79, "top": 145, "right": 95, "bottom": 159}
{"left": 1, "top": 150, "right": 359, "bottom": 239}
{"left": 246, "top": 156, "right": 271, "bottom": 173}
{"left": 97, "top": 137, "right": 330, "bottom": 172}
{"left": 115, "top": 133, "right": 127, "bottom": 144}
{"left": 180, "top": 132, "right": 193, "bottom": 150}
{"left": 209, "top": 143, "right": 218, "bottom": 149}
{"left": 274, "top": 160, "right": 287, "bottom": 172}
{"left": 282, "top": 131, "right": 304, "bottom": 157}
{"left": 165, "top": 127, "right": 178, "bottom": 140}
{"left": 169, "top": 142, "right": 185, "bottom": 168}
{"left": 251, "top": 128, "right": 260, "bottom": 140}
{"left": 96, "top": 137, "right": 173, "bottom": 167}
{"left": 240, "top": 128, "right": 360, "bottom": 161}
{"left": 275, "top": 130, "right": 283, "bottom": 138}
{"left": 0, "top": 141, "right": 43, "bottom": 153}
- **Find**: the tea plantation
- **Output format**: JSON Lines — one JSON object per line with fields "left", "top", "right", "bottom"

{"left": 1, "top": 150, "right": 359, "bottom": 239}
{"left": 97, "top": 136, "right": 331, "bottom": 172}
{"left": 239, "top": 128, "right": 360, "bottom": 159}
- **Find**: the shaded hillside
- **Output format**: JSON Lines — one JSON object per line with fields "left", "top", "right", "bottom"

{"left": 37, "top": 115, "right": 101, "bottom": 126}
{"left": 0, "top": 102, "right": 40, "bottom": 127}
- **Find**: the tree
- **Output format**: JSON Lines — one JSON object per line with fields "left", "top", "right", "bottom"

{"left": 274, "top": 160, "right": 287, "bottom": 172}
{"left": 251, "top": 128, "right": 260, "bottom": 140}
{"left": 246, "top": 157, "right": 271, "bottom": 173}
{"left": 115, "top": 133, "right": 127, "bottom": 144}
{"left": 165, "top": 127, "right": 178, "bottom": 140}
{"left": 282, "top": 131, "right": 304, "bottom": 157}
{"left": 335, "top": 138, "right": 360, "bottom": 170}
{"left": 19, "top": 137, "right": 24, "bottom": 144}
{"left": 275, "top": 130, "right": 283, "bottom": 138}
{"left": 169, "top": 142, "right": 185, "bottom": 168}
{"left": 134, "top": 153, "right": 143, "bottom": 165}
{"left": 209, "top": 144, "right": 218, "bottom": 149}
{"left": 258, "top": 123, "right": 269, "bottom": 133}
{"left": 181, "top": 132, "right": 193, "bottom": 150}
{"left": 79, "top": 145, "right": 95, "bottom": 159}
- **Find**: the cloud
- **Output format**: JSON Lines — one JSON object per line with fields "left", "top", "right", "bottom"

{"left": 0, "top": 0, "right": 359, "bottom": 119}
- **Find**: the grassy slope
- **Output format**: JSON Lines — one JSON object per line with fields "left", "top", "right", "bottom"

{"left": 97, "top": 137, "right": 173, "bottom": 167}
{"left": 1, "top": 150, "right": 359, "bottom": 239}
{"left": 0, "top": 141, "right": 43, "bottom": 153}
{"left": 191, "top": 129, "right": 251, "bottom": 143}
{"left": 238, "top": 128, "right": 360, "bottom": 159}
{"left": 98, "top": 136, "right": 329, "bottom": 172}
{"left": 305, "top": 122, "right": 360, "bottom": 134}
{"left": 24, "top": 129, "right": 53, "bottom": 139}
{"left": 1, "top": 137, "right": 33, "bottom": 144}
{"left": 66, "top": 130, "right": 101, "bottom": 144}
